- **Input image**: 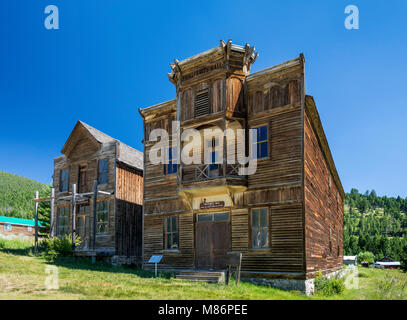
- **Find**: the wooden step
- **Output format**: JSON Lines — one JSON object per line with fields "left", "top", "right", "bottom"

{"left": 176, "top": 271, "right": 225, "bottom": 283}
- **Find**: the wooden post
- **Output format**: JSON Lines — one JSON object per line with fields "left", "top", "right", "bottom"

{"left": 50, "top": 188, "right": 55, "bottom": 237}
{"left": 92, "top": 180, "right": 98, "bottom": 262}
{"left": 236, "top": 253, "right": 242, "bottom": 286}
{"left": 226, "top": 265, "right": 231, "bottom": 285}
{"left": 34, "top": 191, "right": 39, "bottom": 254}
{"left": 71, "top": 184, "right": 76, "bottom": 250}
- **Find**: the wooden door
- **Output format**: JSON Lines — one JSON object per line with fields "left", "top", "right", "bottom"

{"left": 195, "top": 213, "right": 230, "bottom": 270}
{"left": 195, "top": 222, "right": 212, "bottom": 269}
{"left": 212, "top": 222, "right": 229, "bottom": 269}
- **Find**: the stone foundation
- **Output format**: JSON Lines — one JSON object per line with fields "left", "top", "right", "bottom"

{"left": 243, "top": 277, "right": 315, "bottom": 295}
{"left": 111, "top": 255, "right": 141, "bottom": 266}
{"left": 243, "top": 267, "right": 347, "bottom": 296}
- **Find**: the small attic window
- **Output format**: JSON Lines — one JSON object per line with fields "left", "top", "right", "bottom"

{"left": 194, "top": 90, "right": 209, "bottom": 117}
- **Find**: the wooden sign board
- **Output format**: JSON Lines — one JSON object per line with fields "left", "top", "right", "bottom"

{"left": 200, "top": 200, "right": 225, "bottom": 209}
{"left": 148, "top": 255, "right": 163, "bottom": 264}
{"left": 226, "top": 252, "right": 242, "bottom": 266}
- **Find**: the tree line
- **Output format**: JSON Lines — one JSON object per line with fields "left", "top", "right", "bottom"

{"left": 344, "top": 188, "right": 407, "bottom": 265}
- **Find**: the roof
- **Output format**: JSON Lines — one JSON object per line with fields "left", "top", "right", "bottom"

{"left": 343, "top": 256, "right": 357, "bottom": 260}
{"left": 374, "top": 262, "right": 401, "bottom": 266}
{"left": 0, "top": 216, "right": 45, "bottom": 227}
{"left": 61, "top": 121, "right": 143, "bottom": 171}
{"left": 305, "top": 96, "right": 345, "bottom": 199}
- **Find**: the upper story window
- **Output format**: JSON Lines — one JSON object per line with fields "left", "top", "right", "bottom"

{"left": 252, "top": 125, "right": 269, "bottom": 159}
{"left": 57, "top": 206, "right": 69, "bottom": 237}
{"left": 59, "top": 169, "right": 69, "bottom": 192}
{"left": 206, "top": 137, "right": 220, "bottom": 174}
{"left": 98, "top": 159, "right": 108, "bottom": 185}
{"left": 194, "top": 89, "right": 209, "bottom": 117}
{"left": 251, "top": 208, "right": 269, "bottom": 249}
{"left": 165, "top": 146, "right": 178, "bottom": 175}
{"left": 78, "top": 164, "right": 87, "bottom": 193}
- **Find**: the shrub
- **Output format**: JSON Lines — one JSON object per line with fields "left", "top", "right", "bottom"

{"left": 376, "top": 275, "right": 407, "bottom": 299}
{"left": 357, "top": 251, "right": 374, "bottom": 265}
{"left": 314, "top": 271, "right": 345, "bottom": 296}
{"left": 41, "top": 235, "right": 81, "bottom": 261}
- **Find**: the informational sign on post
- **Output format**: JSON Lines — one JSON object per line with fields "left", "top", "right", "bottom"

{"left": 148, "top": 255, "right": 163, "bottom": 277}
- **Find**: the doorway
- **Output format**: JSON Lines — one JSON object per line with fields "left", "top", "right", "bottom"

{"left": 195, "top": 212, "right": 229, "bottom": 270}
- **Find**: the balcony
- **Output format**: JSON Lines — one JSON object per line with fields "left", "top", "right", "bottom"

{"left": 181, "top": 163, "right": 247, "bottom": 184}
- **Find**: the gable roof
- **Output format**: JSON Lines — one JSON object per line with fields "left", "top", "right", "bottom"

{"left": 61, "top": 121, "right": 143, "bottom": 171}
{"left": 0, "top": 216, "right": 45, "bottom": 227}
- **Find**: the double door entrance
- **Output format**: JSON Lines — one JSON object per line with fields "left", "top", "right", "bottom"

{"left": 195, "top": 212, "right": 230, "bottom": 270}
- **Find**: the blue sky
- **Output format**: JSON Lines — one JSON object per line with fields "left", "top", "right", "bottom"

{"left": 0, "top": 1, "right": 406, "bottom": 197}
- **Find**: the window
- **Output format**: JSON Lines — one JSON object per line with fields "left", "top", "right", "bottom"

{"left": 329, "top": 227, "right": 332, "bottom": 254}
{"left": 78, "top": 204, "right": 89, "bottom": 214}
{"left": 59, "top": 169, "right": 69, "bottom": 192}
{"left": 197, "top": 212, "right": 229, "bottom": 222}
{"left": 57, "top": 207, "right": 69, "bottom": 237}
{"left": 78, "top": 164, "right": 87, "bottom": 192}
{"left": 194, "top": 89, "right": 209, "bottom": 117}
{"left": 27, "top": 226, "right": 32, "bottom": 232}
{"left": 4, "top": 224, "right": 12, "bottom": 231}
{"left": 205, "top": 137, "right": 220, "bottom": 177}
{"left": 251, "top": 125, "right": 269, "bottom": 159}
{"left": 165, "top": 146, "right": 178, "bottom": 175}
{"left": 165, "top": 216, "right": 178, "bottom": 250}
{"left": 251, "top": 208, "right": 269, "bottom": 249}
{"left": 96, "top": 201, "right": 109, "bottom": 234}
{"left": 98, "top": 159, "right": 109, "bottom": 185}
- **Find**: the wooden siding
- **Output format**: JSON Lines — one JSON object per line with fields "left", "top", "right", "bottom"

{"left": 116, "top": 163, "right": 143, "bottom": 205}
{"left": 304, "top": 111, "right": 344, "bottom": 277}
{"left": 115, "top": 200, "right": 142, "bottom": 257}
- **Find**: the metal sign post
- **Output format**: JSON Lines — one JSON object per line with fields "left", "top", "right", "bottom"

{"left": 148, "top": 255, "right": 163, "bottom": 277}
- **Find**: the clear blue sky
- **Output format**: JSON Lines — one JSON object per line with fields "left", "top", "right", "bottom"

{"left": 0, "top": 1, "right": 406, "bottom": 197}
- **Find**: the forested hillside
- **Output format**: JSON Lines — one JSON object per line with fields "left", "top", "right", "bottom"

{"left": 344, "top": 189, "right": 407, "bottom": 263}
{"left": 0, "top": 171, "right": 50, "bottom": 219}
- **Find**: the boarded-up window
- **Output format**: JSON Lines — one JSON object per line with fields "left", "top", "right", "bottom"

{"left": 212, "top": 79, "right": 224, "bottom": 113}
{"left": 98, "top": 159, "right": 108, "bottom": 185}
{"left": 181, "top": 89, "right": 193, "bottom": 121}
{"left": 165, "top": 216, "right": 178, "bottom": 250}
{"left": 251, "top": 208, "right": 269, "bottom": 249}
{"left": 78, "top": 164, "right": 87, "bottom": 193}
{"left": 195, "top": 90, "right": 209, "bottom": 117}
{"left": 227, "top": 78, "right": 244, "bottom": 113}
{"left": 96, "top": 201, "right": 109, "bottom": 234}
{"left": 59, "top": 169, "right": 69, "bottom": 192}
{"left": 57, "top": 206, "right": 69, "bottom": 237}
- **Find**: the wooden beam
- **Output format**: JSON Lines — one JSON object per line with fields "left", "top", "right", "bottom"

{"left": 50, "top": 188, "right": 55, "bottom": 237}
{"left": 71, "top": 184, "right": 76, "bottom": 250}
{"left": 34, "top": 191, "right": 39, "bottom": 254}
{"left": 92, "top": 180, "right": 98, "bottom": 251}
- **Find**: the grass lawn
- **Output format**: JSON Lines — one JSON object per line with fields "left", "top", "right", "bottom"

{"left": 0, "top": 240, "right": 406, "bottom": 300}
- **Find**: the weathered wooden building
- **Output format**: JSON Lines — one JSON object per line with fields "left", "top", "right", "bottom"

{"left": 52, "top": 121, "right": 143, "bottom": 263}
{"left": 139, "top": 41, "right": 344, "bottom": 293}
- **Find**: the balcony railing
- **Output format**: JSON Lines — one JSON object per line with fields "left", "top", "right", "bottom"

{"left": 182, "top": 163, "right": 246, "bottom": 183}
